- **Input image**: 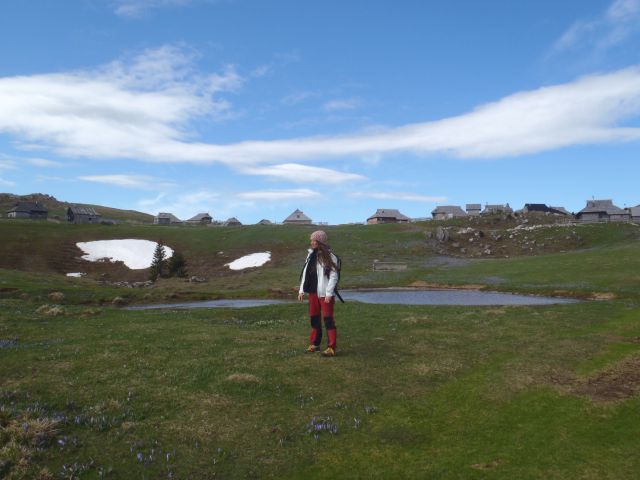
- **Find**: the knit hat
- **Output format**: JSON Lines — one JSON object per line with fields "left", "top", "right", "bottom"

{"left": 310, "top": 230, "right": 328, "bottom": 244}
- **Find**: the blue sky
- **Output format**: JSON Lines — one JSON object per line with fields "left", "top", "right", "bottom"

{"left": 0, "top": 0, "right": 639, "bottom": 224}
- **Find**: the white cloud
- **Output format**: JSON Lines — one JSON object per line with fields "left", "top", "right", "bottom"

{"left": 236, "top": 188, "right": 321, "bottom": 201}
{"left": 240, "top": 163, "right": 366, "bottom": 184}
{"left": 350, "top": 192, "right": 446, "bottom": 203}
{"left": 26, "top": 157, "right": 66, "bottom": 167}
{"left": 138, "top": 189, "right": 219, "bottom": 219}
{"left": 79, "top": 174, "right": 175, "bottom": 189}
{"left": 551, "top": 0, "right": 640, "bottom": 54}
{"left": 113, "top": 0, "right": 197, "bottom": 17}
{"left": 2, "top": 50, "right": 640, "bottom": 167}
{"left": 323, "top": 98, "right": 360, "bottom": 112}
{"left": 282, "top": 90, "right": 317, "bottom": 106}
{"left": 0, "top": 159, "right": 16, "bottom": 170}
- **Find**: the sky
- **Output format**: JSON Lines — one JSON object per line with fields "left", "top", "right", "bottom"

{"left": 0, "top": 0, "right": 639, "bottom": 224}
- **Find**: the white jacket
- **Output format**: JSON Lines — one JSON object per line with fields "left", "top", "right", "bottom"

{"left": 299, "top": 249, "right": 339, "bottom": 298}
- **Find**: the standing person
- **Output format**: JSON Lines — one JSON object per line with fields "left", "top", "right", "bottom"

{"left": 298, "top": 230, "right": 340, "bottom": 357}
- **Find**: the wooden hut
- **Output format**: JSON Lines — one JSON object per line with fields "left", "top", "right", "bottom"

{"left": 367, "top": 208, "right": 410, "bottom": 224}
{"left": 67, "top": 205, "right": 101, "bottom": 224}
{"left": 283, "top": 209, "right": 312, "bottom": 225}
{"left": 6, "top": 201, "right": 48, "bottom": 219}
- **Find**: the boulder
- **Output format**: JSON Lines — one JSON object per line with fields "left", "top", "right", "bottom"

{"left": 112, "top": 296, "right": 128, "bottom": 306}
{"left": 48, "top": 291, "right": 65, "bottom": 302}
{"left": 36, "top": 304, "right": 66, "bottom": 316}
{"left": 436, "top": 227, "right": 450, "bottom": 243}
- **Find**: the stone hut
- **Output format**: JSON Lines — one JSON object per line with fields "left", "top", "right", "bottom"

{"left": 6, "top": 201, "right": 48, "bottom": 219}
{"left": 481, "top": 203, "right": 513, "bottom": 216}
{"left": 257, "top": 219, "right": 273, "bottom": 225}
{"left": 283, "top": 209, "right": 312, "bottom": 225}
{"left": 466, "top": 204, "right": 481, "bottom": 216}
{"left": 367, "top": 208, "right": 411, "bottom": 224}
{"left": 186, "top": 213, "right": 212, "bottom": 225}
{"left": 224, "top": 217, "right": 242, "bottom": 227}
{"left": 521, "top": 204, "right": 570, "bottom": 216}
{"left": 67, "top": 205, "right": 101, "bottom": 224}
{"left": 431, "top": 205, "right": 467, "bottom": 220}
{"left": 576, "top": 199, "right": 629, "bottom": 223}
{"left": 629, "top": 205, "right": 640, "bottom": 223}
{"left": 153, "top": 213, "right": 182, "bottom": 225}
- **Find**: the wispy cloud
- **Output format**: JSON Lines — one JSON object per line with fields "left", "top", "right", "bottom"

{"left": 112, "top": 0, "right": 199, "bottom": 18}
{"left": 79, "top": 174, "right": 176, "bottom": 189}
{"left": 551, "top": 0, "right": 640, "bottom": 54}
{"left": 350, "top": 191, "right": 446, "bottom": 203}
{"left": 281, "top": 90, "right": 318, "bottom": 106}
{"left": 137, "top": 189, "right": 219, "bottom": 218}
{"left": 236, "top": 188, "right": 321, "bottom": 201}
{"left": 26, "top": 157, "right": 66, "bottom": 167}
{"left": 240, "top": 163, "right": 366, "bottom": 184}
{"left": 0, "top": 177, "right": 15, "bottom": 187}
{"left": 2, "top": 50, "right": 640, "bottom": 167}
{"left": 323, "top": 98, "right": 360, "bottom": 112}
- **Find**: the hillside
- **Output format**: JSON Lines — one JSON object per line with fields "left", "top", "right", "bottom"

{"left": 0, "top": 192, "right": 154, "bottom": 223}
{"left": 0, "top": 217, "right": 638, "bottom": 303}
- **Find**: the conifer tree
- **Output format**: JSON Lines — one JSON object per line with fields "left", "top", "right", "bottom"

{"left": 149, "top": 241, "right": 167, "bottom": 281}
{"left": 168, "top": 251, "right": 188, "bottom": 278}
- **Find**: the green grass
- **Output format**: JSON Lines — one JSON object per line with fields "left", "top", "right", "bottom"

{"left": 2, "top": 220, "right": 640, "bottom": 478}
{"left": 1, "top": 299, "right": 640, "bottom": 478}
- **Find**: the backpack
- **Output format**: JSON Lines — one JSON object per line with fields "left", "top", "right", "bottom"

{"left": 333, "top": 252, "right": 344, "bottom": 303}
{"left": 299, "top": 249, "right": 345, "bottom": 303}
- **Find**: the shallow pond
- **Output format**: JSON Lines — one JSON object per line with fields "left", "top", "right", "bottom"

{"left": 127, "top": 289, "right": 578, "bottom": 310}
{"left": 340, "top": 289, "right": 579, "bottom": 306}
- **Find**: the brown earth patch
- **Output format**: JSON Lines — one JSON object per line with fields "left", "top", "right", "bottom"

{"left": 226, "top": 373, "right": 260, "bottom": 383}
{"left": 549, "top": 356, "right": 640, "bottom": 402}
{"left": 589, "top": 292, "right": 617, "bottom": 301}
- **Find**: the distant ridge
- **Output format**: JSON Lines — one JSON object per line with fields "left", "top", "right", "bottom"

{"left": 0, "top": 192, "right": 154, "bottom": 224}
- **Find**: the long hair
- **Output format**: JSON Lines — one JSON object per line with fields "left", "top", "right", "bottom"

{"left": 316, "top": 243, "right": 337, "bottom": 277}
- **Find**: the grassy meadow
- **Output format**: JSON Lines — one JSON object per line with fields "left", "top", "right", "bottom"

{"left": 1, "top": 218, "right": 640, "bottom": 478}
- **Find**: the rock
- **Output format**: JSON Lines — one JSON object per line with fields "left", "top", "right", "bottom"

{"left": 452, "top": 242, "right": 460, "bottom": 248}
{"left": 483, "top": 248, "right": 492, "bottom": 255}
{"left": 19, "top": 293, "right": 29, "bottom": 300}
{"left": 457, "top": 227, "right": 475, "bottom": 235}
{"left": 436, "top": 227, "right": 450, "bottom": 242}
{"left": 189, "top": 276, "right": 207, "bottom": 283}
{"left": 460, "top": 248, "right": 466, "bottom": 254}
{"left": 112, "top": 296, "right": 128, "bottom": 306}
{"left": 425, "top": 231, "right": 433, "bottom": 239}
{"left": 36, "top": 304, "right": 66, "bottom": 316}
{"left": 48, "top": 291, "right": 65, "bottom": 302}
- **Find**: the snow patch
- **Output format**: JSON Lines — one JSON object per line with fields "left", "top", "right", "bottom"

{"left": 76, "top": 239, "right": 174, "bottom": 270}
{"left": 66, "top": 272, "right": 85, "bottom": 277}
{"left": 226, "top": 252, "right": 271, "bottom": 270}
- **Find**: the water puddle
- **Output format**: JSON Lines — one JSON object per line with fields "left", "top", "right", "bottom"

{"left": 340, "top": 289, "right": 578, "bottom": 306}
{"left": 127, "top": 289, "right": 578, "bottom": 310}
{"left": 126, "top": 299, "right": 289, "bottom": 310}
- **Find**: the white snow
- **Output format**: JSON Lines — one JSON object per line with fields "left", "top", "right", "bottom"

{"left": 76, "top": 239, "right": 174, "bottom": 270}
{"left": 225, "top": 252, "right": 271, "bottom": 270}
{"left": 66, "top": 272, "right": 85, "bottom": 277}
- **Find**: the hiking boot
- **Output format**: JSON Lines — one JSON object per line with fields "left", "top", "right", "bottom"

{"left": 306, "top": 345, "right": 320, "bottom": 353}
{"left": 322, "top": 347, "right": 336, "bottom": 357}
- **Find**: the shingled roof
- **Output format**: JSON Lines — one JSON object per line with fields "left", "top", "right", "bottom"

{"left": 578, "top": 199, "right": 626, "bottom": 215}
{"left": 431, "top": 205, "right": 467, "bottom": 216}
{"left": 367, "top": 208, "right": 411, "bottom": 221}
{"left": 68, "top": 205, "right": 99, "bottom": 216}
{"left": 7, "top": 201, "right": 48, "bottom": 214}
{"left": 283, "top": 209, "right": 312, "bottom": 223}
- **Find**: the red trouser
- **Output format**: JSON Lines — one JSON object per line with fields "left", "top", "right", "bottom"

{"left": 308, "top": 293, "right": 337, "bottom": 350}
